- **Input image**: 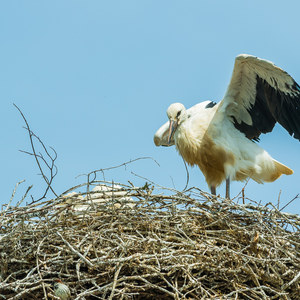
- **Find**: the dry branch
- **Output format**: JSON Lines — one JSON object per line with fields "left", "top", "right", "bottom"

{"left": 14, "top": 104, "right": 58, "bottom": 202}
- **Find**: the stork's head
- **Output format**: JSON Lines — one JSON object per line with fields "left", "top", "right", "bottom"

{"left": 166, "top": 103, "right": 187, "bottom": 144}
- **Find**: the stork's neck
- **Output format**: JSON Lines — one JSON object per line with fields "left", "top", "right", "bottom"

{"left": 176, "top": 104, "right": 218, "bottom": 142}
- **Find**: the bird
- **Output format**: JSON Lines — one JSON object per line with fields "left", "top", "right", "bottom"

{"left": 154, "top": 54, "right": 300, "bottom": 198}
{"left": 53, "top": 279, "right": 71, "bottom": 300}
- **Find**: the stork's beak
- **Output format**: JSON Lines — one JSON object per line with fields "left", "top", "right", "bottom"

{"left": 168, "top": 119, "right": 178, "bottom": 144}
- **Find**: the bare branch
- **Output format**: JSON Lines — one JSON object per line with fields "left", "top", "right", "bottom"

{"left": 14, "top": 103, "right": 58, "bottom": 201}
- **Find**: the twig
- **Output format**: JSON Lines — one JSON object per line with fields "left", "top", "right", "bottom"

{"left": 108, "top": 263, "right": 123, "bottom": 300}
{"left": 282, "top": 270, "right": 300, "bottom": 290}
{"left": 182, "top": 157, "right": 190, "bottom": 191}
{"left": 14, "top": 103, "right": 58, "bottom": 201}
{"left": 36, "top": 238, "right": 48, "bottom": 300}
{"left": 279, "top": 193, "right": 300, "bottom": 212}
{"left": 5, "top": 180, "right": 25, "bottom": 212}
{"left": 56, "top": 232, "right": 94, "bottom": 267}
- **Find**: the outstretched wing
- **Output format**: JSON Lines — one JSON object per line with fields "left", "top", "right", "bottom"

{"left": 220, "top": 54, "right": 300, "bottom": 141}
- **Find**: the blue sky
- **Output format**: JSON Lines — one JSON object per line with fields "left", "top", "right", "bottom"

{"left": 1, "top": 1, "right": 299, "bottom": 214}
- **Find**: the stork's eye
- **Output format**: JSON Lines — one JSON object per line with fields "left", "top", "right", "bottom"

{"left": 176, "top": 110, "right": 181, "bottom": 118}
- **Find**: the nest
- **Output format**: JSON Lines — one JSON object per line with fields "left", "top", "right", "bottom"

{"left": 0, "top": 182, "right": 300, "bottom": 299}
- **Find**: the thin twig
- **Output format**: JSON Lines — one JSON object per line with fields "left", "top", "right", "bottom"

{"left": 5, "top": 180, "right": 25, "bottom": 212}
{"left": 56, "top": 232, "right": 94, "bottom": 267}
{"left": 14, "top": 103, "right": 58, "bottom": 201}
{"left": 108, "top": 263, "right": 123, "bottom": 300}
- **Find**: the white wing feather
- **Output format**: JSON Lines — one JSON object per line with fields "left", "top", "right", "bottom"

{"left": 220, "top": 54, "right": 296, "bottom": 125}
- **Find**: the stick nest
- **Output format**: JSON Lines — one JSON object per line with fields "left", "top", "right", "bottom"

{"left": 1, "top": 182, "right": 300, "bottom": 299}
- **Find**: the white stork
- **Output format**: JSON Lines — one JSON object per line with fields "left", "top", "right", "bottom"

{"left": 154, "top": 54, "right": 300, "bottom": 198}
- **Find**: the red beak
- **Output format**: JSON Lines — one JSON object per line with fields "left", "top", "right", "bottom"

{"left": 168, "top": 120, "right": 178, "bottom": 144}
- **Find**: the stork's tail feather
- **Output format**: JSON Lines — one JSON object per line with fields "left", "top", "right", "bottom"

{"left": 274, "top": 160, "right": 293, "bottom": 175}
{"left": 267, "top": 160, "right": 294, "bottom": 182}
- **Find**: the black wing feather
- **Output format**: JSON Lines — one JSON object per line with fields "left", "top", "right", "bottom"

{"left": 233, "top": 75, "right": 300, "bottom": 141}
{"left": 205, "top": 101, "right": 217, "bottom": 109}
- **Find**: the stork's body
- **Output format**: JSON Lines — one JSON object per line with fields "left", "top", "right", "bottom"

{"left": 168, "top": 101, "right": 292, "bottom": 191}
{"left": 154, "top": 55, "right": 300, "bottom": 197}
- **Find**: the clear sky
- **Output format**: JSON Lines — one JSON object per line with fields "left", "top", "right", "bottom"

{"left": 1, "top": 1, "right": 299, "bottom": 214}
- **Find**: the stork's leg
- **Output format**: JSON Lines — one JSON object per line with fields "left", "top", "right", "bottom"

{"left": 211, "top": 186, "right": 216, "bottom": 196}
{"left": 225, "top": 178, "right": 230, "bottom": 199}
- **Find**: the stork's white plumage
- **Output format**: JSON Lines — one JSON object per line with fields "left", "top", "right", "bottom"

{"left": 154, "top": 54, "right": 300, "bottom": 197}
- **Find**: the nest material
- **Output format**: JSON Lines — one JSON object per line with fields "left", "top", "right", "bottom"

{"left": 0, "top": 182, "right": 299, "bottom": 299}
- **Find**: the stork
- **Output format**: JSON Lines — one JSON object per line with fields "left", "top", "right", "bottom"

{"left": 154, "top": 54, "right": 300, "bottom": 198}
